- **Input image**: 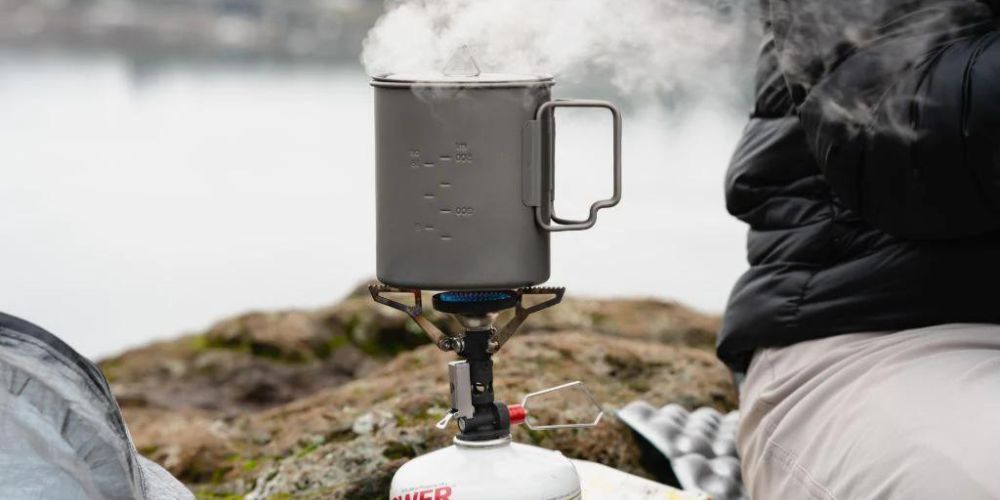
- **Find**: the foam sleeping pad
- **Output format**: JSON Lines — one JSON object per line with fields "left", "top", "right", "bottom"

{"left": 618, "top": 402, "right": 746, "bottom": 500}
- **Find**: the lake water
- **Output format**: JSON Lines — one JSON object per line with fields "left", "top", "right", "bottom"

{"left": 0, "top": 50, "right": 750, "bottom": 359}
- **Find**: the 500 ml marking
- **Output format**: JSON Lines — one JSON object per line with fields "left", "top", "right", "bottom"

{"left": 455, "top": 143, "right": 473, "bottom": 163}
{"left": 438, "top": 207, "right": 474, "bottom": 216}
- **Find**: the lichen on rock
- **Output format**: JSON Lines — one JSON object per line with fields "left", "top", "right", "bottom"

{"left": 100, "top": 287, "right": 735, "bottom": 499}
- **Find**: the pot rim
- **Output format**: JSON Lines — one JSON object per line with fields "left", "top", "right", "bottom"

{"left": 370, "top": 73, "right": 555, "bottom": 89}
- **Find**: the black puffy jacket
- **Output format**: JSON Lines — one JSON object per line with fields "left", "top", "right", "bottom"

{"left": 719, "top": 0, "right": 1000, "bottom": 372}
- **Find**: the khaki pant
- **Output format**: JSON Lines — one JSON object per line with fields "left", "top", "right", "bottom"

{"left": 738, "top": 324, "right": 1000, "bottom": 499}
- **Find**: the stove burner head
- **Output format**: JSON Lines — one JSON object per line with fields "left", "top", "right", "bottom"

{"left": 433, "top": 290, "right": 519, "bottom": 315}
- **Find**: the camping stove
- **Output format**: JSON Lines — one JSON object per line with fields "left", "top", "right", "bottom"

{"left": 370, "top": 285, "right": 602, "bottom": 500}
{"left": 368, "top": 49, "right": 622, "bottom": 500}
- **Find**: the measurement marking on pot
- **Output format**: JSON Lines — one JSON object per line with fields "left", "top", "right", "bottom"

{"left": 440, "top": 235, "right": 452, "bottom": 241}
{"left": 455, "top": 143, "right": 473, "bottom": 163}
{"left": 439, "top": 155, "right": 452, "bottom": 162}
{"left": 409, "top": 149, "right": 420, "bottom": 158}
{"left": 424, "top": 225, "right": 435, "bottom": 231}
{"left": 424, "top": 194, "right": 435, "bottom": 200}
{"left": 423, "top": 162, "right": 435, "bottom": 168}
{"left": 440, "top": 182, "right": 452, "bottom": 188}
{"left": 440, "top": 209, "right": 452, "bottom": 214}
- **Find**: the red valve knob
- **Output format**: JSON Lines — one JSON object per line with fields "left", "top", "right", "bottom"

{"left": 508, "top": 404, "right": 527, "bottom": 426}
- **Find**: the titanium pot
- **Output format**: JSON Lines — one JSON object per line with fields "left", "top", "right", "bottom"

{"left": 372, "top": 72, "right": 622, "bottom": 290}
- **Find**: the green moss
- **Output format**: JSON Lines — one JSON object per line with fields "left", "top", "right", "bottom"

{"left": 342, "top": 311, "right": 434, "bottom": 358}
{"left": 194, "top": 492, "right": 243, "bottom": 500}
{"left": 324, "top": 427, "right": 353, "bottom": 444}
{"left": 328, "top": 334, "right": 351, "bottom": 350}
{"left": 196, "top": 332, "right": 311, "bottom": 364}
{"left": 396, "top": 405, "right": 446, "bottom": 429}
{"left": 242, "top": 459, "right": 258, "bottom": 472}
{"left": 296, "top": 442, "right": 320, "bottom": 458}
{"left": 315, "top": 333, "right": 352, "bottom": 359}
{"left": 403, "top": 320, "right": 424, "bottom": 336}
{"left": 191, "top": 335, "right": 212, "bottom": 351}
{"left": 523, "top": 428, "right": 547, "bottom": 445}
{"left": 200, "top": 334, "right": 244, "bottom": 352}
{"left": 344, "top": 315, "right": 364, "bottom": 342}
{"left": 339, "top": 461, "right": 399, "bottom": 499}
{"left": 98, "top": 358, "right": 123, "bottom": 383}
{"left": 403, "top": 355, "right": 424, "bottom": 370}
{"left": 210, "top": 465, "right": 232, "bottom": 485}
{"left": 590, "top": 311, "right": 610, "bottom": 324}
{"left": 248, "top": 342, "right": 290, "bottom": 361}
{"left": 382, "top": 441, "right": 416, "bottom": 460}
{"left": 137, "top": 445, "right": 159, "bottom": 456}
{"left": 629, "top": 378, "right": 652, "bottom": 392}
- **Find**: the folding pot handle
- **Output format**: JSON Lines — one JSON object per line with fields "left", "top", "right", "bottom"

{"left": 533, "top": 99, "right": 623, "bottom": 232}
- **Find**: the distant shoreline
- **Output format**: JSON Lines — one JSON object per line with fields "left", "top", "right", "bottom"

{"left": 0, "top": 0, "right": 383, "bottom": 64}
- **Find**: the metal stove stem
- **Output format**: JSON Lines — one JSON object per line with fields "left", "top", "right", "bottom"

{"left": 368, "top": 283, "right": 566, "bottom": 441}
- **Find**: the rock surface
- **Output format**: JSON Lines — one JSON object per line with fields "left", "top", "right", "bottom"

{"left": 100, "top": 287, "right": 736, "bottom": 499}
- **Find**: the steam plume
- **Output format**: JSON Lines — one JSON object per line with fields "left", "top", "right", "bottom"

{"left": 361, "top": 0, "right": 758, "bottom": 106}
{"left": 363, "top": 0, "right": 995, "bottom": 139}
{"left": 768, "top": 0, "right": 992, "bottom": 137}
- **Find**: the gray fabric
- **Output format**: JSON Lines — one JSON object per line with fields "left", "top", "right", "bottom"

{"left": 0, "top": 313, "right": 193, "bottom": 500}
{"left": 138, "top": 458, "right": 195, "bottom": 500}
{"left": 739, "top": 324, "right": 1000, "bottom": 499}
